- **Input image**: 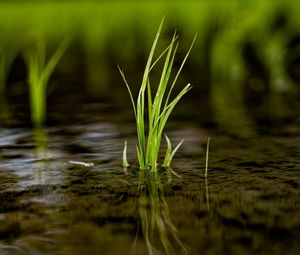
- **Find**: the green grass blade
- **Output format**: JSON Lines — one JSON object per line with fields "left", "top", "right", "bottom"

{"left": 147, "top": 83, "right": 191, "bottom": 170}
{"left": 146, "top": 35, "right": 179, "bottom": 171}
{"left": 163, "top": 135, "right": 184, "bottom": 168}
{"left": 122, "top": 140, "right": 130, "bottom": 168}
{"left": 141, "top": 17, "right": 164, "bottom": 85}
{"left": 136, "top": 145, "right": 144, "bottom": 170}
{"left": 136, "top": 18, "right": 164, "bottom": 167}
{"left": 149, "top": 33, "right": 178, "bottom": 72}
{"left": 24, "top": 37, "right": 71, "bottom": 127}
{"left": 44, "top": 37, "right": 71, "bottom": 84}
{"left": 26, "top": 52, "right": 45, "bottom": 127}
{"left": 158, "top": 84, "right": 192, "bottom": 137}
{"left": 164, "top": 35, "right": 197, "bottom": 108}
{"left": 147, "top": 79, "right": 153, "bottom": 131}
{"left": 168, "top": 139, "right": 184, "bottom": 167}
{"left": 152, "top": 33, "right": 177, "bottom": 123}
{"left": 162, "top": 134, "right": 172, "bottom": 167}
{"left": 118, "top": 66, "right": 137, "bottom": 118}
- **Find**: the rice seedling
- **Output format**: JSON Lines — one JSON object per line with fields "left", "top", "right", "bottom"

{"left": 120, "top": 19, "right": 196, "bottom": 171}
{"left": 24, "top": 37, "right": 71, "bottom": 127}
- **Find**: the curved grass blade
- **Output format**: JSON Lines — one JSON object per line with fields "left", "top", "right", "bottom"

{"left": 164, "top": 35, "right": 197, "bottom": 109}
{"left": 163, "top": 134, "right": 184, "bottom": 168}
{"left": 118, "top": 66, "right": 137, "bottom": 117}
{"left": 25, "top": 37, "right": 71, "bottom": 127}
{"left": 122, "top": 140, "right": 130, "bottom": 168}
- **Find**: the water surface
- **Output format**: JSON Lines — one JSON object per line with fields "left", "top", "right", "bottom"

{"left": 0, "top": 101, "right": 300, "bottom": 255}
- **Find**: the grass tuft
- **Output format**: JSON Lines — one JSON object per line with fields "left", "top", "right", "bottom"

{"left": 162, "top": 134, "right": 184, "bottom": 169}
{"left": 120, "top": 19, "right": 196, "bottom": 171}
{"left": 24, "top": 37, "right": 71, "bottom": 128}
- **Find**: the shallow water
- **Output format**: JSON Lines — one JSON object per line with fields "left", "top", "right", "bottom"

{"left": 0, "top": 101, "right": 300, "bottom": 255}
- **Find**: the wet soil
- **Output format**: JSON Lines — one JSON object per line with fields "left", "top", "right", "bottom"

{"left": 0, "top": 102, "right": 300, "bottom": 255}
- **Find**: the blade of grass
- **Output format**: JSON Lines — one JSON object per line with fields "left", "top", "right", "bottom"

{"left": 162, "top": 135, "right": 184, "bottom": 169}
{"left": 136, "top": 18, "right": 165, "bottom": 170}
{"left": 25, "top": 37, "right": 71, "bottom": 127}
{"left": 118, "top": 66, "right": 137, "bottom": 118}
{"left": 123, "top": 140, "right": 130, "bottom": 168}
{"left": 147, "top": 79, "right": 153, "bottom": 131}
{"left": 164, "top": 35, "right": 197, "bottom": 109}
{"left": 44, "top": 36, "right": 71, "bottom": 84}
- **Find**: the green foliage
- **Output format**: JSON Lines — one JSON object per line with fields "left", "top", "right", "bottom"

{"left": 162, "top": 134, "right": 184, "bottom": 169}
{"left": 120, "top": 19, "right": 195, "bottom": 171}
{"left": 24, "top": 37, "right": 71, "bottom": 127}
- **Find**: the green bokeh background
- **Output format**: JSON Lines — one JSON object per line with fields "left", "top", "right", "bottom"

{"left": 1, "top": 0, "right": 300, "bottom": 130}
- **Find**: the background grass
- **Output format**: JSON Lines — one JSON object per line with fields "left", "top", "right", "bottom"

{"left": 1, "top": 0, "right": 300, "bottom": 130}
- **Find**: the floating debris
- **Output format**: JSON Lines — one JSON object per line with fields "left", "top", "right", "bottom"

{"left": 68, "top": 160, "right": 94, "bottom": 167}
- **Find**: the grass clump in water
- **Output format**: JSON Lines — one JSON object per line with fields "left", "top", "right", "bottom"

{"left": 120, "top": 19, "right": 196, "bottom": 171}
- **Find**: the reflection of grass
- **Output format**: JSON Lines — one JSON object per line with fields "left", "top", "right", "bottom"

{"left": 24, "top": 37, "right": 71, "bottom": 127}
{"left": 205, "top": 177, "right": 210, "bottom": 212}
{"left": 133, "top": 171, "right": 189, "bottom": 255}
{"left": 33, "top": 128, "right": 49, "bottom": 184}
{"left": 205, "top": 137, "right": 210, "bottom": 178}
{"left": 120, "top": 19, "right": 195, "bottom": 171}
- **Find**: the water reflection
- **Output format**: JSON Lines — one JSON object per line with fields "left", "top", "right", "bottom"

{"left": 205, "top": 178, "right": 210, "bottom": 212}
{"left": 30, "top": 128, "right": 65, "bottom": 187}
{"left": 133, "top": 171, "right": 189, "bottom": 255}
{"left": 33, "top": 128, "right": 49, "bottom": 184}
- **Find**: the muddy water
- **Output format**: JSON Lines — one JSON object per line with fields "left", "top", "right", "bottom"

{"left": 0, "top": 102, "right": 300, "bottom": 255}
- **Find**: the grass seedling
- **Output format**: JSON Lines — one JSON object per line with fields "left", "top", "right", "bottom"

{"left": 204, "top": 137, "right": 210, "bottom": 178}
{"left": 122, "top": 140, "right": 130, "bottom": 168}
{"left": 162, "top": 134, "right": 184, "bottom": 169}
{"left": 119, "top": 19, "right": 196, "bottom": 171}
{"left": 24, "top": 37, "right": 71, "bottom": 128}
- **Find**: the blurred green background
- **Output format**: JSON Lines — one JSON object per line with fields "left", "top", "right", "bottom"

{"left": 1, "top": 0, "right": 300, "bottom": 132}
